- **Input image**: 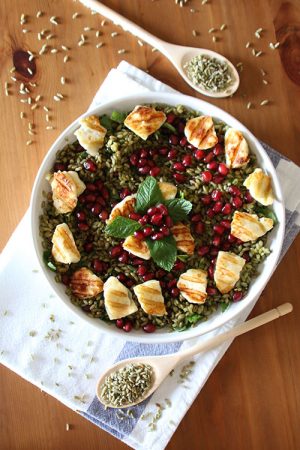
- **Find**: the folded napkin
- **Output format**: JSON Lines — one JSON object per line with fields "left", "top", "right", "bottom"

{"left": 1, "top": 61, "right": 300, "bottom": 450}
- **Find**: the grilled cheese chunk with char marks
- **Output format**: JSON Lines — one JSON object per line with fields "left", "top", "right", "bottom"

{"left": 214, "top": 251, "right": 245, "bottom": 294}
{"left": 123, "top": 235, "right": 151, "bottom": 260}
{"left": 104, "top": 276, "right": 138, "bottom": 320}
{"left": 158, "top": 182, "right": 177, "bottom": 200}
{"left": 243, "top": 168, "right": 274, "bottom": 206}
{"left": 107, "top": 194, "right": 136, "bottom": 224}
{"left": 74, "top": 115, "right": 107, "bottom": 156}
{"left": 133, "top": 280, "right": 166, "bottom": 316}
{"left": 124, "top": 105, "right": 166, "bottom": 140}
{"left": 70, "top": 267, "right": 103, "bottom": 299}
{"left": 184, "top": 115, "right": 218, "bottom": 150}
{"left": 50, "top": 171, "right": 86, "bottom": 214}
{"left": 231, "top": 211, "right": 273, "bottom": 242}
{"left": 171, "top": 223, "right": 195, "bottom": 255}
{"left": 51, "top": 223, "right": 81, "bottom": 264}
{"left": 177, "top": 269, "right": 208, "bottom": 304}
{"left": 225, "top": 128, "right": 250, "bottom": 168}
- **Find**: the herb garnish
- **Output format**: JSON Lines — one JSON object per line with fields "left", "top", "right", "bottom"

{"left": 164, "top": 198, "right": 193, "bottom": 222}
{"left": 146, "top": 235, "right": 177, "bottom": 271}
{"left": 255, "top": 205, "right": 278, "bottom": 225}
{"left": 135, "top": 176, "right": 164, "bottom": 214}
{"left": 105, "top": 216, "right": 141, "bottom": 238}
{"left": 111, "top": 110, "right": 127, "bottom": 123}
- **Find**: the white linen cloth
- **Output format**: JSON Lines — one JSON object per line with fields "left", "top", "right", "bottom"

{"left": 1, "top": 61, "right": 300, "bottom": 450}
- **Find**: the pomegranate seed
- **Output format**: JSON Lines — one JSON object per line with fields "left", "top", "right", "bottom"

{"left": 169, "top": 134, "right": 178, "bottom": 145}
{"left": 140, "top": 149, "right": 149, "bottom": 158}
{"left": 84, "top": 242, "right": 93, "bottom": 253}
{"left": 120, "top": 188, "right": 131, "bottom": 199}
{"left": 166, "top": 112, "right": 176, "bottom": 123}
{"left": 118, "top": 252, "right": 129, "bottom": 264}
{"left": 116, "top": 319, "right": 124, "bottom": 329}
{"left": 95, "top": 179, "right": 104, "bottom": 190}
{"left": 218, "top": 163, "right": 229, "bottom": 176}
{"left": 243, "top": 252, "right": 250, "bottom": 262}
{"left": 165, "top": 216, "right": 174, "bottom": 228}
{"left": 54, "top": 162, "right": 66, "bottom": 172}
{"left": 61, "top": 274, "right": 70, "bottom": 286}
{"left": 93, "top": 258, "right": 104, "bottom": 273}
{"left": 86, "top": 193, "right": 96, "bottom": 203}
{"left": 218, "top": 134, "right": 224, "bottom": 143}
{"left": 167, "top": 149, "right": 177, "bottom": 160}
{"left": 99, "top": 210, "right": 109, "bottom": 221}
{"left": 213, "top": 201, "right": 223, "bottom": 213}
{"left": 157, "top": 204, "right": 168, "bottom": 216}
{"left": 83, "top": 159, "right": 97, "bottom": 172}
{"left": 130, "top": 153, "right": 139, "bottom": 165}
{"left": 213, "top": 143, "right": 224, "bottom": 156}
{"left": 211, "top": 189, "right": 222, "bottom": 202}
{"left": 76, "top": 211, "right": 86, "bottom": 221}
{"left": 210, "top": 256, "right": 217, "bottom": 265}
{"left": 129, "top": 212, "right": 142, "bottom": 221}
{"left": 137, "top": 266, "right": 147, "bottom": 276}
{"left": 236, "top": 238, "right": 244, "bottom": 245}
{"left": 173, "top": 162, "right": 186, "bottom": 172}
{"left": 143, "top": 323, "right": 156, "bottom": 333}
{"left": 174, "top": 260, "right": 185, "bottom": 271}
{"left": 156, "top": 269, "right": 166, "bottom": 279}
{"left": 191, "top": 213, "right": 202, "bottom": 222}
{"left": 150, "top": 167, "right": 161, "bottom": 177}
{"left": 177, "top": 121, "right": 185, "bottom": 134}
{"left": 86, "top": 183, "right": 97, "bottom": 192}
{"left": 137, "top": 158, "right": 147, "bottom": 168}
{"left": 220, "top": 219, "right": 231, "bottom": 229}
{"left": 198, "top": 245, "right": 210, "bottom": 256}
{"left": 182, "top": 154, "right": 193, "bottom": 167}
{"left": 134, "top": 230, "right": 144, "bottom": 240}
{"left": 96, "top": 196, "right": 106, "bottom": 206}
{"left": 208, "top": 265, "right": 215, "bottom": 279}
{"left": 232, "top": 197, "right": 243, "bottom": 208}
{"left": 210, "top": 247, "right": 219, "bottom": 256}
{"left": 132, "top": 258, "right": 144, "bottom": 266}
{"left": 203, "top": 152, "right": 214, "bottom": 163}
{"left": 201, "top": 194, "right": 211, "bottom": 205}
{"left": 126, "top": 279, "right": 135, "bottom": 288}
{"left": 101, "top": 187, "right": 109, "bottom": 200}
{"left": 78, "top": 222, "right": 89, "bottom": 231}
{"left": 138, "top": 166, "right": 151, "bottom": 175}
{"left": 195, "top": 222, "right": 205, "bottom": 234}
{"left": 171, "top": 287, "right": 180, "bottom": 298}
{"left": 227, "top": 233, "right": 236, "bottom": 243}
{"left": 228, "top": 185, "right": 241, "bottom": 196}
{"left": 194, "top": 149, "right": 205, "bottom": 160}
{"left": 91, "top": 204, "right": 101, "bottom": 216}
{"left": 151, "top": 232, "right": 164, "bottom": 240}
{"left": 173, "top": 173, "right": 186, "bottom": 183}
{"left": 159, "top": 147, "right": 168, "bottom": 156}
{"left": 213, "top": 175, "right": 225, "bottom": 184}
{"left": 180, "top": 137, "right": 188, "bottom": 146}
{"left": 222, "top": 242, "right": 231, "bottom": 251}
{"left": 123, "top": 321, "right": 132, "bottom": 332}
{"left": 201, "top": 171, "right": 213, "bottom": 183}
{"left": 139, "top": 215, "right": 149, "bottom": 226}
{"left": 143, "top": 273, "right": 155, "bottom": 282}
{"left": 213, "top": 224, "right": 225, "bottom": 235}
{"left": 207, "top": 208, "right": 215, "bottom": 219}
{"left": 233, "top": 291, "right": 243, "bottom": 302}
{"left": 110, "top": 245, "right": 123, "bottom": 258}
{"left": 207, "top": 287, "right": 217, "bottom": 295}
{"left": 143, "top": 226, "right": 153, "bottom": 237}
{"left": 160, "top": 225, "right": 170, "bottom": 236}
{"left": 78, "top": 194, "right": 87, "bottom": 204}
{"left": 207, "top": 161, "right": 219, "bottom": 171}
{"left": 212, "top": 235, "right": 221, "bottom": 247}
{"left": 147, "top": 206, "right": 158, "bottom": 216}
{"left": 159, "top": 280, "right": 166, "bottom": 289}
{"left": 244, "top": 191, "right": 254, "bottom": 203}
{"left": 151, "top": 214, "right": 163, "bottom": 226}
{"left": 222, "top": 203, "right": 232, "bottom": 215}
{"left": 168, "top": 279, "right": 177, "bottom": 289}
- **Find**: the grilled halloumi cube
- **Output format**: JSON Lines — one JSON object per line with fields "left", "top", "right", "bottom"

{"left": 70, "top": 267, "right": 103, "bottom": 299}
{"left": 243, "top": 168, "right": 274, "bottom": 206}
{"left": 158, "top": 182, "right": 177, "bottom": 200}
{"left": 51, "top": 223, "right": 81, "bottom": 264}
{"left": 74, "top": 115, "right": 107, "bottom": 156}
{"left": 133, "top": 280, "right": 166, "bottom": 316}
{"left": 103, "top": 276, "right": 138, "bottom": 320}
{"left": 231, "top": 211, "right": 273, "bottom": 242}
{"left": 214, "top": 251, "right": 245, "bottom": 294}
{"left": 225, "top": 128, "right": 249, "bottom": 168}
{"left": 184, "top": 115, "right": 218, "bottom": 150}
{"left": 107, "top": 194, "right": 136, "bottom": 224}
{"left": 124, "top": 105, "right": 166, "bottom": 140}
{"left": 171, "top": 223, "right": 195, "bottom": 255}
{"left": 177, "top": 269, "right": 207, "bottom": 304}
{"left": 123, "top": 235, "right": 151, "bottom": 260}
{"left": 50, "top": 171, "right": 86, "bottom": 214}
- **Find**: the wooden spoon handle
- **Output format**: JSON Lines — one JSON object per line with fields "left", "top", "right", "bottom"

{"left": 79, "top": 0, "right": 167, "bottom": 51}
{"left": 179, "top": 303, "right": 293, "bottom": 360}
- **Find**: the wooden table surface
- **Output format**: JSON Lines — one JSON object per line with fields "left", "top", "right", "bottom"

{"left": 1, "top": 0, "right": 299, "bottom": 449}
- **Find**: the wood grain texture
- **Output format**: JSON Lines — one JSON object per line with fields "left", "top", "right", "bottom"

{"left": 0, "top": 0, "right": 299, "bottom": 449}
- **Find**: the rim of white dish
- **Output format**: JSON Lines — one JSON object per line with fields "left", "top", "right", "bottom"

{"left": 30, "top": 92, "right": 285, "bottom": 343}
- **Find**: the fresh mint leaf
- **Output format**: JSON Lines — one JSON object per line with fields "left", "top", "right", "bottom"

{"left": 187, "top": 313, "right": 203, "bottom": 324}
{"left": 135, "top": 176, "right": 163, "bottom": 214}
{"left": 164, "top": 198, "right": 193, "bottom": 223}
{"left": 177, "top": 254, "right": 189, "bottom": 262}
{"left": 163, "top": 122, "right": 177, "bottom": 134}
{"left": 220, "top": 301, "right": 231, "bottom": 312}
{"left": 105, "top": 216, "right": 141, "bottom": 238}
{"left": 111, "top": 111, "right": 126, "bottom": 123}
{"left": 255, "top": 205, "right": 278, "bottom": 225}
{"left": 43, "top": 251, "right": 56, "bottom": 272}
{"left": 100, "top": 114, "right": 114, "bottom": 130}
{"left": 146, "top": 235, "right": 177, "bottom": 271}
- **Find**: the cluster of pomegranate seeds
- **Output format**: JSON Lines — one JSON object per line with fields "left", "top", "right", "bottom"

{"left": 76, "top": 179, "right": 110, "bottom": 231}
{"left": 129, "top": 147, "right": 161, "bottom": 177}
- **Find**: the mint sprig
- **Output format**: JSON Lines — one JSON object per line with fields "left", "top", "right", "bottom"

{"left": 105, "top": 216, "right": 141, "bottom": 238}
{"left": 165, "top": 198, "right": 193, "bottom": 223}
{"left": 135, "top": 176, "right": 163, "bottom": 214}
{"left": 146, "top": 235, "right": 177, "bottom": 271}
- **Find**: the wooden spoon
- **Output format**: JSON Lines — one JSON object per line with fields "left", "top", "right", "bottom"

{"left": 79, "top": 0, "right": 240, "bottom": 98}
{"left": 96, "top": 303, "right": 292, "bottom": 408}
